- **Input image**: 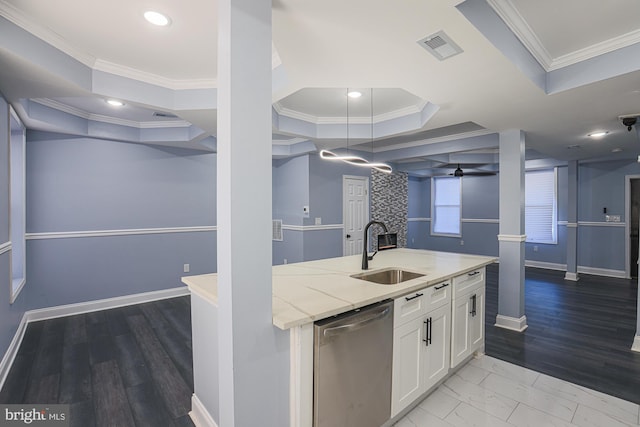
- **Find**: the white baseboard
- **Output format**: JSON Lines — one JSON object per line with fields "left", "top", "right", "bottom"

{"left": 524, "top": 260, "right": 626, "bottom": 279}
{"left": 0, "top": 314, "right": 28, "bottom": 392}
{"left": 525, "top": 260, "right": 567, "bottom": 271}
{"left": 632, "top": 336, "right": 640, "bottom": 353}
{"left": 190, "top": 394, "right": 218, "bottom": 427}
{"left": 576, "top": 266, "right": 627, "bottom": 279}
{"left": 0, "top": 286, "right": 190, "bottom": 391}
{"left": 495, "top": 314, "right": 528, "bottom": 332}
{"left": 26, "top": 286, "right": 190, "bottom": 323}
{"left": 564, "top": 272, "right": 579, "bottom": 281}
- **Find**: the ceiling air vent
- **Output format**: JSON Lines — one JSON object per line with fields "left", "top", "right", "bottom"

{"left": 272, "top": 219, "right": 283, "bottom": 241}
{"left": 153, "top": 111, "right": 179, "bottom": 118}
{"left": 417, "top": 30, "right": 463, "bottom": 61}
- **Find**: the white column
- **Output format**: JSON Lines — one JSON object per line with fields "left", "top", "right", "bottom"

{"left": 565, "top": 160, "right": 579, "bottom": 281}
{"left": 496, "top": 130, "right": 528, "bottom": 332}
{"left": 634, "top": 293, "right": 640, "bottom": 352}
{"left": 217, "top": 1, "right": 287, "bottom": 425}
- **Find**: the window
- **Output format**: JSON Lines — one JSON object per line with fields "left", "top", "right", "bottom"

{"left": 525, "top": 168, "right": 557, "bottom": 244}
{"left": 432, "top": 176, "right": 461, "bottom": 236}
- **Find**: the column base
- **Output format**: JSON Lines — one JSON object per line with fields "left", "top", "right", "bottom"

{"left": 564, "top": 272, "right": 579, "bottom": 281}
{"left": 495, "top": 314, "right": 528, "bottom": 332}
{"left": 632, "top": 336, "right": 640, "bottom": 353}
{"left": 190, "top": 394, "right": 218, "bottom": 427}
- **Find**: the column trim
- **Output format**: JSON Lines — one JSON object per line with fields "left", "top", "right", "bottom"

{"left": 497, "top": 234, "right": 526, "bottom": 242}
{"left": 632, "top": 335, "right": 640, "bottom": 353}
{"left": 190, "top": 394, "right": 218, "bottom": 427}
{"left": 564, "top": 272, "right": 579, "bottom": 281}
{"left": 495, "top": 314, "right": 528, "bottom": 332}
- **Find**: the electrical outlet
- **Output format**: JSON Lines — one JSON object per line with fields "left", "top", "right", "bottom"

{"left": 533, "top": 245, "right": 538, "bottom": 252}
{"left": 283, "top": 259, "right": 288, "bottom": 264}
{"left": 183, "top": 263, "right": 190, "bottom": 273}
{"left": 315, "top": 217, "right": 322, "bottom": 225}
{"left": 460, "top": 240, "right": 464, "bottom": 246}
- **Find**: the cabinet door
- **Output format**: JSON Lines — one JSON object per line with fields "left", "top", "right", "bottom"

{"left": 469, "top": 288, "right": 485, "bottom": 351}
{"left": 391, "top": 317, "right": 426, "bottom": 416}
{"left": 422, "top": 304, "right": 451, "bottom": 391}
{"left": 450, "top": 294, "right": 471, "bottom": 368}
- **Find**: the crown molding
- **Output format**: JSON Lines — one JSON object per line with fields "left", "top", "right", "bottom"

{"left": 0, "top": 0, "right": 96, "bottom": 67}
{"left": 0, "top": 1, "right": 218, "bottom": 91}
{"left": 374, "top": 129, "right": 495, "bottom": 153}
{"left": 488, "top": 0, "right": 640, "bottom": 72}
{"left": 93, "top": 60, "right": 217, "bottom": 91}
{"left": 549, "top": 28, "right": 640, "bottom": 71}
{"left": 32, "top": 98, "right": 191, "bottom": 129}
{"left": 487, "top": 0, "right": 553, "bottom": 70}
{"left": 273, "top": 100, "right": 428, "bottom": 126}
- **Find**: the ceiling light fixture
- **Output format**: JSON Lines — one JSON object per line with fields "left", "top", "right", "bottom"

{"left": 588, "top": 131, "right": 609, "bottom": 138}
{"left": 144, "top": 11, "right": 171, "bottom": 26}
{"left": 106, "top": 99, "right": 125, "bottom": 107}
{"left": 320, "top": 88, "right": 392, "bottom": 174}
{"left": 347, "top": 91, "right": 362, "bottom": 98}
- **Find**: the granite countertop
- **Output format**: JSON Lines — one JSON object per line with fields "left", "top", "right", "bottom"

{"left": 182, "top": 248, "right": 496, "bottom": 330}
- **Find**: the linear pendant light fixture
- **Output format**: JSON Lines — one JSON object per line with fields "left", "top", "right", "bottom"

{"left": 320, "top": 88, "right": 392, "bottom": 174}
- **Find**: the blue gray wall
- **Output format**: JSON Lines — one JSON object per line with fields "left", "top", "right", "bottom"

{"left": 0, "top": 95, "right": 28, "bottom": 362}
{"left": 272, "top": 153, "right": 370, "bottom": 265}
{"left": 24, "top": 132, "right": 217, "bottom": 310}
{"left": 576, "top": 159, "right": 637, "bottom": 273}
{"left": 407, "top": 162, "right": 640, "bottom": 276}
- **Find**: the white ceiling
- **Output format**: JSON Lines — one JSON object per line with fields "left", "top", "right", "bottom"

{"left": 1, "top": 0, "right": 640, "bottom": 175}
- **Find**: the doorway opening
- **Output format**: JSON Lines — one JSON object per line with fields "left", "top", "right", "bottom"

{"left": 625, "top": 175, "right": 640, "bottom": 279}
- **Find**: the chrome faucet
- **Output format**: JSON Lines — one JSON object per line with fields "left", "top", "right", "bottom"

{"left": 362, "top": 220, "right": 389, "bottom": 270}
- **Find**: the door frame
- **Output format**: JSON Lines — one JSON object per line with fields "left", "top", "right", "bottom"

{"left": 624, "top": 175, "right": 640, "bottom": 279}
{"left": 342, "top": 175, "right": 369, "bottom": 256}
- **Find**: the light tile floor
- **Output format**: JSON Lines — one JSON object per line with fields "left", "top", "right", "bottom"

{"left": 395, "top": 356, "right": 640, "bottom": 427}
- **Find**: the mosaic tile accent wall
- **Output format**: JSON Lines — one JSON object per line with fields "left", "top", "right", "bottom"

{"left": 371, "top": 169, "right": 408, "bottom": 250}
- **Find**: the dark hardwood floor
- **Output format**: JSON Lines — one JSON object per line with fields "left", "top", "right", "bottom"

{"left": 485, "top": 263, "right": 640, "bottom": 404}
{"left": 0, "top": 297, "right": 195, "bottom": 427}
{"left": 1, "top": 265, "right": 639, "bottom": 426}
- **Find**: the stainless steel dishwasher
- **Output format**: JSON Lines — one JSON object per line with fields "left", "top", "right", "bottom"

{"left": 313, "top": 299, "right": 394, "bottom": 427}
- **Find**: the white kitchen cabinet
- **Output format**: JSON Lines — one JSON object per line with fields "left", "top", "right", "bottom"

{"left": 391, "top": 282, "right": 451, "bottom": 417}
{"left": 450, "top": 269, "right": 485, "bottom": 368}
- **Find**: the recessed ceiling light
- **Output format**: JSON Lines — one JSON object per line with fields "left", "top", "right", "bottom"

{"left": 588, "top": 131, "right": 609, "bottom": 138}
{"left": 347, "top": 91, "right": 362, "bottom": 98}
{"left": 144, "top": 11, "right": 171, "bottom": 26}
{"left": 612, "top": 148, "right": 623, "bottom": 153}
{"left": 567, "top": 144, "right": 581, "bottom": 149}
{"left": 106, "top": 99, "right": 125, "bottom": 107}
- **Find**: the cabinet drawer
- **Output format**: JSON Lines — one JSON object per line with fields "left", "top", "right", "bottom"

{"left": 394, "top": 281, "right": 451, "bottom": 326}
{"left": 453, "top": 268, "right": 485, "bottom": 298}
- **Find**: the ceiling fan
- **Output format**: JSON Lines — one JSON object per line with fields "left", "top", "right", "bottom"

{"left": 449, "top": 164, "right": 497, "bottom": 177}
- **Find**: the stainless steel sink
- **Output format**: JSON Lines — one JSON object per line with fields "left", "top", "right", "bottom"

{"left": 351, "top": 268, "right": 425, "bottom": 285}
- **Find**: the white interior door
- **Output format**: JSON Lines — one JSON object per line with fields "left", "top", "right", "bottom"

{"left": 343, "top": 176, "right": 369, "bottom": 256}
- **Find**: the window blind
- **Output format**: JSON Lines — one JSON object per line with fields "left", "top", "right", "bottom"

{"left": 432, "top": 176, "right": 461, "bottom": 235}
{"left": 525, "top": 169, "right": 557, "bottom": 244}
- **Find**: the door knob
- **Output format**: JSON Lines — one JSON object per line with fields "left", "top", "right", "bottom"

{"left": 346, "top": 234, "right": 351, "bottom": 238}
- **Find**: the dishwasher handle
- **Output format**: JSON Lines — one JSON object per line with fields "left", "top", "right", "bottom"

{"left": 323, "top": 306, "right": 391, "bottom": 338}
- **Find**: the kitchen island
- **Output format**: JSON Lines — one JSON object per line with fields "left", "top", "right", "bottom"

{"left": 183, "top": 248, "right": 496, "bottom": 426}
